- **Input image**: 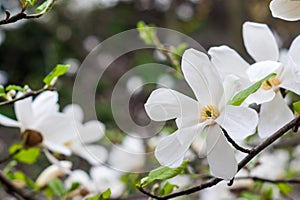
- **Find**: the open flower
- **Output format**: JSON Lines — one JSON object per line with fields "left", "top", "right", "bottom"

{"left": 269, "top": 0, "right": 300, "bottom": 21}
{"left": 62, "top": 104, "right": 108, "bottom": 165}
{"left": 145, "top": 49, "right": 258, "bottom": 179}
{"left": 0, "top": 91, "right": 75, "bottom": 155}
{"left": 209, "top": 22, "right": 300, "bottom": 138}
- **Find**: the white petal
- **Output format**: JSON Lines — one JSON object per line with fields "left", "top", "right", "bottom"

{"left": 245, "top": 88, "right": 276, "bottom": 105}
{"left": 223, "top": 75, "right": 248, "bottom": 104}
{"left": 73, "top": 144, "right": 108, "bottom": 165}
{"left": 280, "top": 57, "right": 300, "bottom": 95}
{"left": 32, "top": 91, "right": 59, "bottom": 118}
{"left": 63, "top": 104, "right": 84, "bottom": 123}
{"left": 0, "top": 114, "right": 20, "bottom": 128}
{"left": 270, "top": 0, "right": 300, "bottom": 21}
{"left": 208, "top": 45, "right": 250, "bottom": 80}
{"left": 64, "top": 170, "right": 92, "bottom": 189}
{"left": 182, "top": 48, "right": 224, "bottom": 105}
{"left": 258, "top": 92, "right": 294, "bottom": 138}
{"left": 205, "top": 125, "right": 237, "bottom": 180}
{"left": 15, "top": 97, "right": 34, "bottom": 131}
{"left": 154, "top": 128, "right": 196, "bottom": 168}
{"left": 78, "top": 120, "right": 105, "bottom": 144}
{"left": 289, "top": 35, "right": 300, "bottom": 67}
{"left": 243, "top": 22, "right": 279, "bottom": 62}
{"left": 215, "top": 105, "right": 258, "bottom": 141}
{"left": 44, "top": 140, "right": 72, "bottom": 155}
{"left": 145, "top": 88, "right": 199, "bottom": 121}
{"left": 247, "top": 61, "right": 282, "bottom": 82}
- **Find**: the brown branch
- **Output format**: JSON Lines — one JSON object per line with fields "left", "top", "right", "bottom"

{"left": 138, "top": 115, "right": 300, "bottom": 200}
{"left": 0, "top": 171, "right": 39, "bottom": 200}
{"left": 221, "top": 127, "right": 251, "bottom": 154}
{"left": 235, "top": 176, "right": 300, "bottom": 184}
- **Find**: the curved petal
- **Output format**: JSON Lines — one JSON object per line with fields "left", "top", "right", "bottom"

{"left": 15, "top": 97, "right": 34, "bottom": 131}
{"left": 243, "top": 22, "right": 279, "bottom": 62}
{"left": 63, "top": 104, "right": 84, "bottom": 123}
{"left": 215, "top": 105, "right": 258, "bottom": 141}
{"left": 208, "top": 45, "right": 250, "bottom": 80}
{"left": 64, "top": 170, "right": 92, "bottom": 189}
{"left": 73, "top": 144, "right": 108, "bottom": 165}
{"left": 245, "top": 88, "right": 276, "bottom": 105}
{"left": 78, "top": 120, "right": 105, "bottom": 144}
{"left": 154, "top": 128, "right": 196, "bottom": 168}
{"left": 205, "top": 125, "right": 237, "bottom": 180}
{"left": 270, "top": 0, "right": 300, "bottom": 21}
{"left": 247, "top": 61, "right": 282, "bottom": 82}
{"left": 0, "top": 114, "right": 20, "bottom": 128}
{"left": 182, "top": 48, "right": 224, "bottom": 105}
{"left": 145, "top": 88, "right": 199, "bottom": 121}
{"left": 289, "top": 35, "right": 300, "bottom": 67}
{"left": 32, "top": 91, "right": 59, "bottom": 118}
{"left": 280, "top": 57, "right": 300, "bottom": 95}
{"left": 258, "top": 92, "right": 294, "bottom": 138}
{"left": 44, "top": 140, "right": 72, "bottom": 155}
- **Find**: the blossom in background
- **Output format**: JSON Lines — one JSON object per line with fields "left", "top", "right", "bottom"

{"left": 269, "top": 0, "right": 300, "bottom": 21}
{"left": 145, "top": 48, "right": 258, "bottom": 179}
{"left": 0, "top": 91, "right": 75, "bottom": 155}
{"left": 62, "top": 104, "right": 108, "bottom": 165}
{"left": 65, "top": 166, "right": 124, "bottom": 199}
{"left": 209, "top": 21, "right": 300, "bottom": 138}
{"left": 108, "top": 136, "right": 145, "bottom": 172}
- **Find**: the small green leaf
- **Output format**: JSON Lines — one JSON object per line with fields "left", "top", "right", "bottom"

{"left": 137, "top": 21, "right": 156, "bottom": 45}
{"left": 100, "top": 188, "right": 111, "bottom": 199}
{"left": 6, "top": 85, "right": 25, "bottom": 92}
{"left": 229, "top": 73, "right": 277, "bottom": 106}
{"left": 277, "top": 183, "right": 292, "bottom": 196}
{"left": 36, "top": 0, "right": 54, "bottom": 13}
{"left": 241, "top": 191, "right": 261, "bottom": 200}
{"left": 66, "top": 182, "right": 81, "bottom": 193}
{"left": 43, "top": 64, "right": 70, "bottom": 86}
{"left": 86, "top": 195, "right": 100, "bottom": 200}
{"left": 140, "top": 160, "right": 188, "bottom": 187}
{"left": 293, "top": 101, "right": 300, "bottom": 114}
{"left": 22, "top": 0, "right": 37, "bottom": 6}
{"left": 9, "top": 144, "right": 40, "bottom": 164}
{"left": 0, "top": 85, "right": 6, "bottom": 98}
{"left": 12, "top": 171, "right": 37, "bottom": 189}
{"left": 159, "top": 182, "right": 179, "bottom": 195}
{"left": 47, "top": 178, "right": 66, "bottom": 196}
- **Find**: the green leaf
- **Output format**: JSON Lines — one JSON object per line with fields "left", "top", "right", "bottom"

{"left": 86, "top": 195, "right": 100, "bottom": 200}
{"left": 6, "top": 85, "right": 25, "bottom": 92}
{"left": 66, "top": 182, "right": 81, "bottom": 194}
{"left": 22, "top": 0, "right": 37, "bottom": 6}
{"left": 43, "top": 64, "right": 70, "bottom": 86}
{"left": 159, "top": 182, "right": 179, "bottom": 195}
{"left": 12, "top": 171, "right": 37, "bottom": 189}
{"left": 293, "top": 101, "right": 300, "bottom": 114}
{"left": 9, "top": 144, "right": 40, "bottom": 164}
{"left": 140, "top": 160, "right": 188, "bottom": 187}
{"left": 36, "top": 0, "right": 54, "bottom": 13}
{"left": 229, "top": 73, "right": 277, "bottom": 106}
{"left": 100, "top": 188, "right": 111, "bottom": 199}
{"left": 137, "top": 21, "right": 156, "bottom": 45}
{"left": 241, "top": 191, "right": 262, "bottom": 200}
{"left": 47, "top": 178, "right": 66, "bottom": 196}
{"left": 0, "top": 85, "right": 6, "bottom": 98}
{"left": 277, "top": 183, "right": 292, "bottom": 196}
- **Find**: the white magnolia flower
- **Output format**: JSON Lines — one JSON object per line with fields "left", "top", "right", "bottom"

{"left": 209, "top": 22, "right": 300, "bottom": 138}
{"left": 108, "top": 136, "right": 145, "bottom": 172}
{"left": 65, "top": 166, "right": 124, "bottom": 199}
{"left": 0, "top": 91, "right": 75, "bottom": 155}
{"left": 145, "top": 49, "right": 258, "bottom": 179}
{"left": 270, "top": 0, "right": 300, "bottom": 21}
{"left": 62, "top": 104, "right": 108, "bottom": 165}
{"left": 36, "top": 161, "right": 72, "bottom": 187}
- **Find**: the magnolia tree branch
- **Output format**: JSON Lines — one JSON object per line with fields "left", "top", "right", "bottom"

{"left": 221, "top": 127, "right": 251, "bottom": 154}
{"left": 0, "top": 87, "right": 54, "bottom": 107}
{"left": 138, "top": 115, "right": 300, "bottom": 200}
{"left": 235, "top": 176, "right": 300, "bottom": 184}
{"left": 0, "top": 171, "right": 39, "bottom": 200}
{"left": 0, "top": 0, "right": 56, "bottom": 25}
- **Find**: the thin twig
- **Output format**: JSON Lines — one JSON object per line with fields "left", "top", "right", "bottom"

{"left": 138, "top": 115, "right": 300, "bottom": 200}
{"left": 235, "top": 176, "right": 300, "bottom": 184}
{"left": 0, "top": 171, "right": 39, "bottom": 200}
{"left": 221, "top": 127, "right": 251, "bottom": 154}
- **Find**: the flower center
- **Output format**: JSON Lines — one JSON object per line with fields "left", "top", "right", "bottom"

{"left": 200, "top": 105, "right": 220, "bottom": 122}
{"left": 21, "top": 129, "right": 43, "bottom": 147}
{"left": 261, "top": 76, "right": 281, "bottom": 90}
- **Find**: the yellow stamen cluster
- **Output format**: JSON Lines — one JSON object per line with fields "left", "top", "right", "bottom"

{"left": 261, "top": 77, "right": 281, "bottom": 90}
{"left": 200, "top": 105, "right": 220, "bottom": 122}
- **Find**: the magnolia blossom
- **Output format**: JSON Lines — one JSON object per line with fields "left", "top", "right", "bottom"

{"left": 62, "top": 104, "right": 108, "bottom": 165}
{"left": 269, "top": 0, "right": 300, "bottom": 21}
{"left": 145, "top": 49, "right": 258, "bottom": 179}
{"left": 209, "top": 22, "right": 300, "bottom": 138}
{"left": 65, "top": 166, "right": 124, "bottom": 199}
{"left": 0, "top": 91, "right": 75, "bottom": 155}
